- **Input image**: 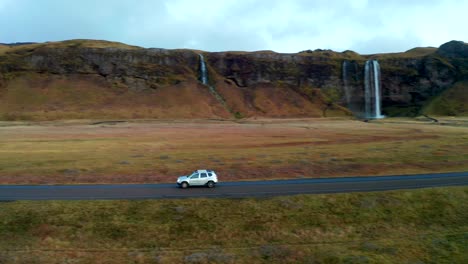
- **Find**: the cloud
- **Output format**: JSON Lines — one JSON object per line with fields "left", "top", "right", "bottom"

{"left": 351, "top": 34, "right": 425, "bottom": 55}
{"left": 0, "top": 0, "right": 467, "bottom": 53}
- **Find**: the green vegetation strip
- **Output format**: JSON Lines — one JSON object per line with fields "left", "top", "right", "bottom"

{"left": 1, "top": 186, "right": 467, "bottom": 263}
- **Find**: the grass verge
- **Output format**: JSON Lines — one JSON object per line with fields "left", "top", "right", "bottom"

{"left": 1, "top": 186, "right": 467, "bottom": 263}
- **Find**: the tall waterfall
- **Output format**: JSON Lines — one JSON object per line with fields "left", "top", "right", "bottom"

{"left": 199, "top": 54, "right": 208, "bottom": 85}
{"left": 342, "top": 61, "right": 351, "bottom": 107}
{"left": 364, "top": 60, "right": 384, "bottom": 119}
{"left": 364, "top": 61, "right": 371, "bottom": 116}
{"left": 373, "top": 61, "right": 382, "bottom": 118}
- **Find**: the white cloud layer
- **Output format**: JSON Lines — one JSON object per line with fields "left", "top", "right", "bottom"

{"left": 1, "top": 0, "right": 467, "bottom": 54}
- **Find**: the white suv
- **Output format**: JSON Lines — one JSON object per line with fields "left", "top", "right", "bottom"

{"left": 177, "top": 169, "right": 218, "bottom": 188}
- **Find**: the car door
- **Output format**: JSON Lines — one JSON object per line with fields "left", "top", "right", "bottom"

{"left": 199, "top": 172, "right": 208, "bottom": 185}
{"left": 189, "top": 173, "right": 202, "bottom": 186}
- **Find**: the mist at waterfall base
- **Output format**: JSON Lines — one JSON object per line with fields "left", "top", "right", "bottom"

{"left": 343, "top": 59, "right": 384, "bottom": 119}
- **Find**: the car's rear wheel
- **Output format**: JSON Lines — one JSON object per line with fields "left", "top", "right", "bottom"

{"left": 207, "top": 181, "right": 215, "bottom": 188}
{"left": 181, "top": 182, "right": 188, "bottom": 189}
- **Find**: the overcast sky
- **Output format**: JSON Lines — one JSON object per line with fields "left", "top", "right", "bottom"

{"left": 1, "top": 0, "right": 467, "bottom": 54}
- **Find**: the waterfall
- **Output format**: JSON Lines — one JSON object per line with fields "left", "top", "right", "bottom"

{"left": 199, "top": 54, "right": 208, "bottom": 85}
{"left": 342, "top": 61, "right": 351, "bottom": 107}
{"left": 197, "top": 54, "right": 232, "bottom": 114}
{"left": 363, "top": 60, "right": 383, "bottom": 119}
{"left": 373, "top": 61, "right": 383, "bottom": 118}
{"left": 364, "top": 61, "right": 371, "bottom": 117}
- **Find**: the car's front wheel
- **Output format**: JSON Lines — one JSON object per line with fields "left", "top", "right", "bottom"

{"left": 207, "top": 181, "right": 215, "bottom": 188}
{"left": 181, "top": 182, "right": 189, "bottom": 189}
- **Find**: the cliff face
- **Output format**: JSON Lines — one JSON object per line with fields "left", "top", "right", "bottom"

{"left": 0, "top": 42, "right": 199, "bottom": 90}
{"left": 0, "top": 39, "right": 466, "bottom": 120}
{"left": 0, "top": 41, "right": 230, "bottom": 120}
{"left": 206, "top": 44, "right": 466, "bottom": 117}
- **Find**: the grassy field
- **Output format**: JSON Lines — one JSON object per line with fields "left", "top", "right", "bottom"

{"left": 0, "top": 118, "right": 467, "bottom": 184}
{"left": 0, "top": 186, "right": 467, "bottom": 263}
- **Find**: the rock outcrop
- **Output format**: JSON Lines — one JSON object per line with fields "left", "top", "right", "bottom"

{"left": 0, "top": 39, "right": 466, "bottom": 120}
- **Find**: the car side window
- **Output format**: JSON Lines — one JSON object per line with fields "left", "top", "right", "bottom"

{"left": 191, "top": 173, "right": 199, "bottom": 179}
{"left": 208, "top": 173, "right": 212, "bottom": 177}
{"left": 200, "top": 173, "right": 207, "bottom": 178}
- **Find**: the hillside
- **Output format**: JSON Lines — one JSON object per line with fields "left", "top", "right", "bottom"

{"left": 0, "top": 39, "right": 467, "bottom": 120}
{"left": 423, "top": 81, "right": 468, "bottom": 116}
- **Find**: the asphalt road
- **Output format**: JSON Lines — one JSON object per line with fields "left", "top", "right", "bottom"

{"left": 1, "top": 172, "right": 467, "bottom": 200}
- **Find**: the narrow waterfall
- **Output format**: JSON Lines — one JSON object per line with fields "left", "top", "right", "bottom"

{"left": 199, "top": 54, "right": 208, "bottom": 85}
{"left": 342, "top": 61, "right": 351, "bottom": 107}
{"left": 364, "top": 60, "right": 383, "bottom": 118}
{"left": 198, "top": 54, "right": 232, "bottom": 114}
{"left": 364, "top": 61, "right": 372, "bottom": 117}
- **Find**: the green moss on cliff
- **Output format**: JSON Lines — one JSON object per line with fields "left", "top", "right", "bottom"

{"left": 297, "top": 86, "right": 352, "bottom": 117}
{"left": 423, "top": 81, "right": 468, "bottom": 116}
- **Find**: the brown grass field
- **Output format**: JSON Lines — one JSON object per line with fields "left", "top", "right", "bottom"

{"left": 0, "top": 117, "right": 467, "bottom": 184}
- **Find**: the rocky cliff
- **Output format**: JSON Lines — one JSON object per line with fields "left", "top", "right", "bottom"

{"left": 0, "top": 39, "right": 466, "bottom": 120}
